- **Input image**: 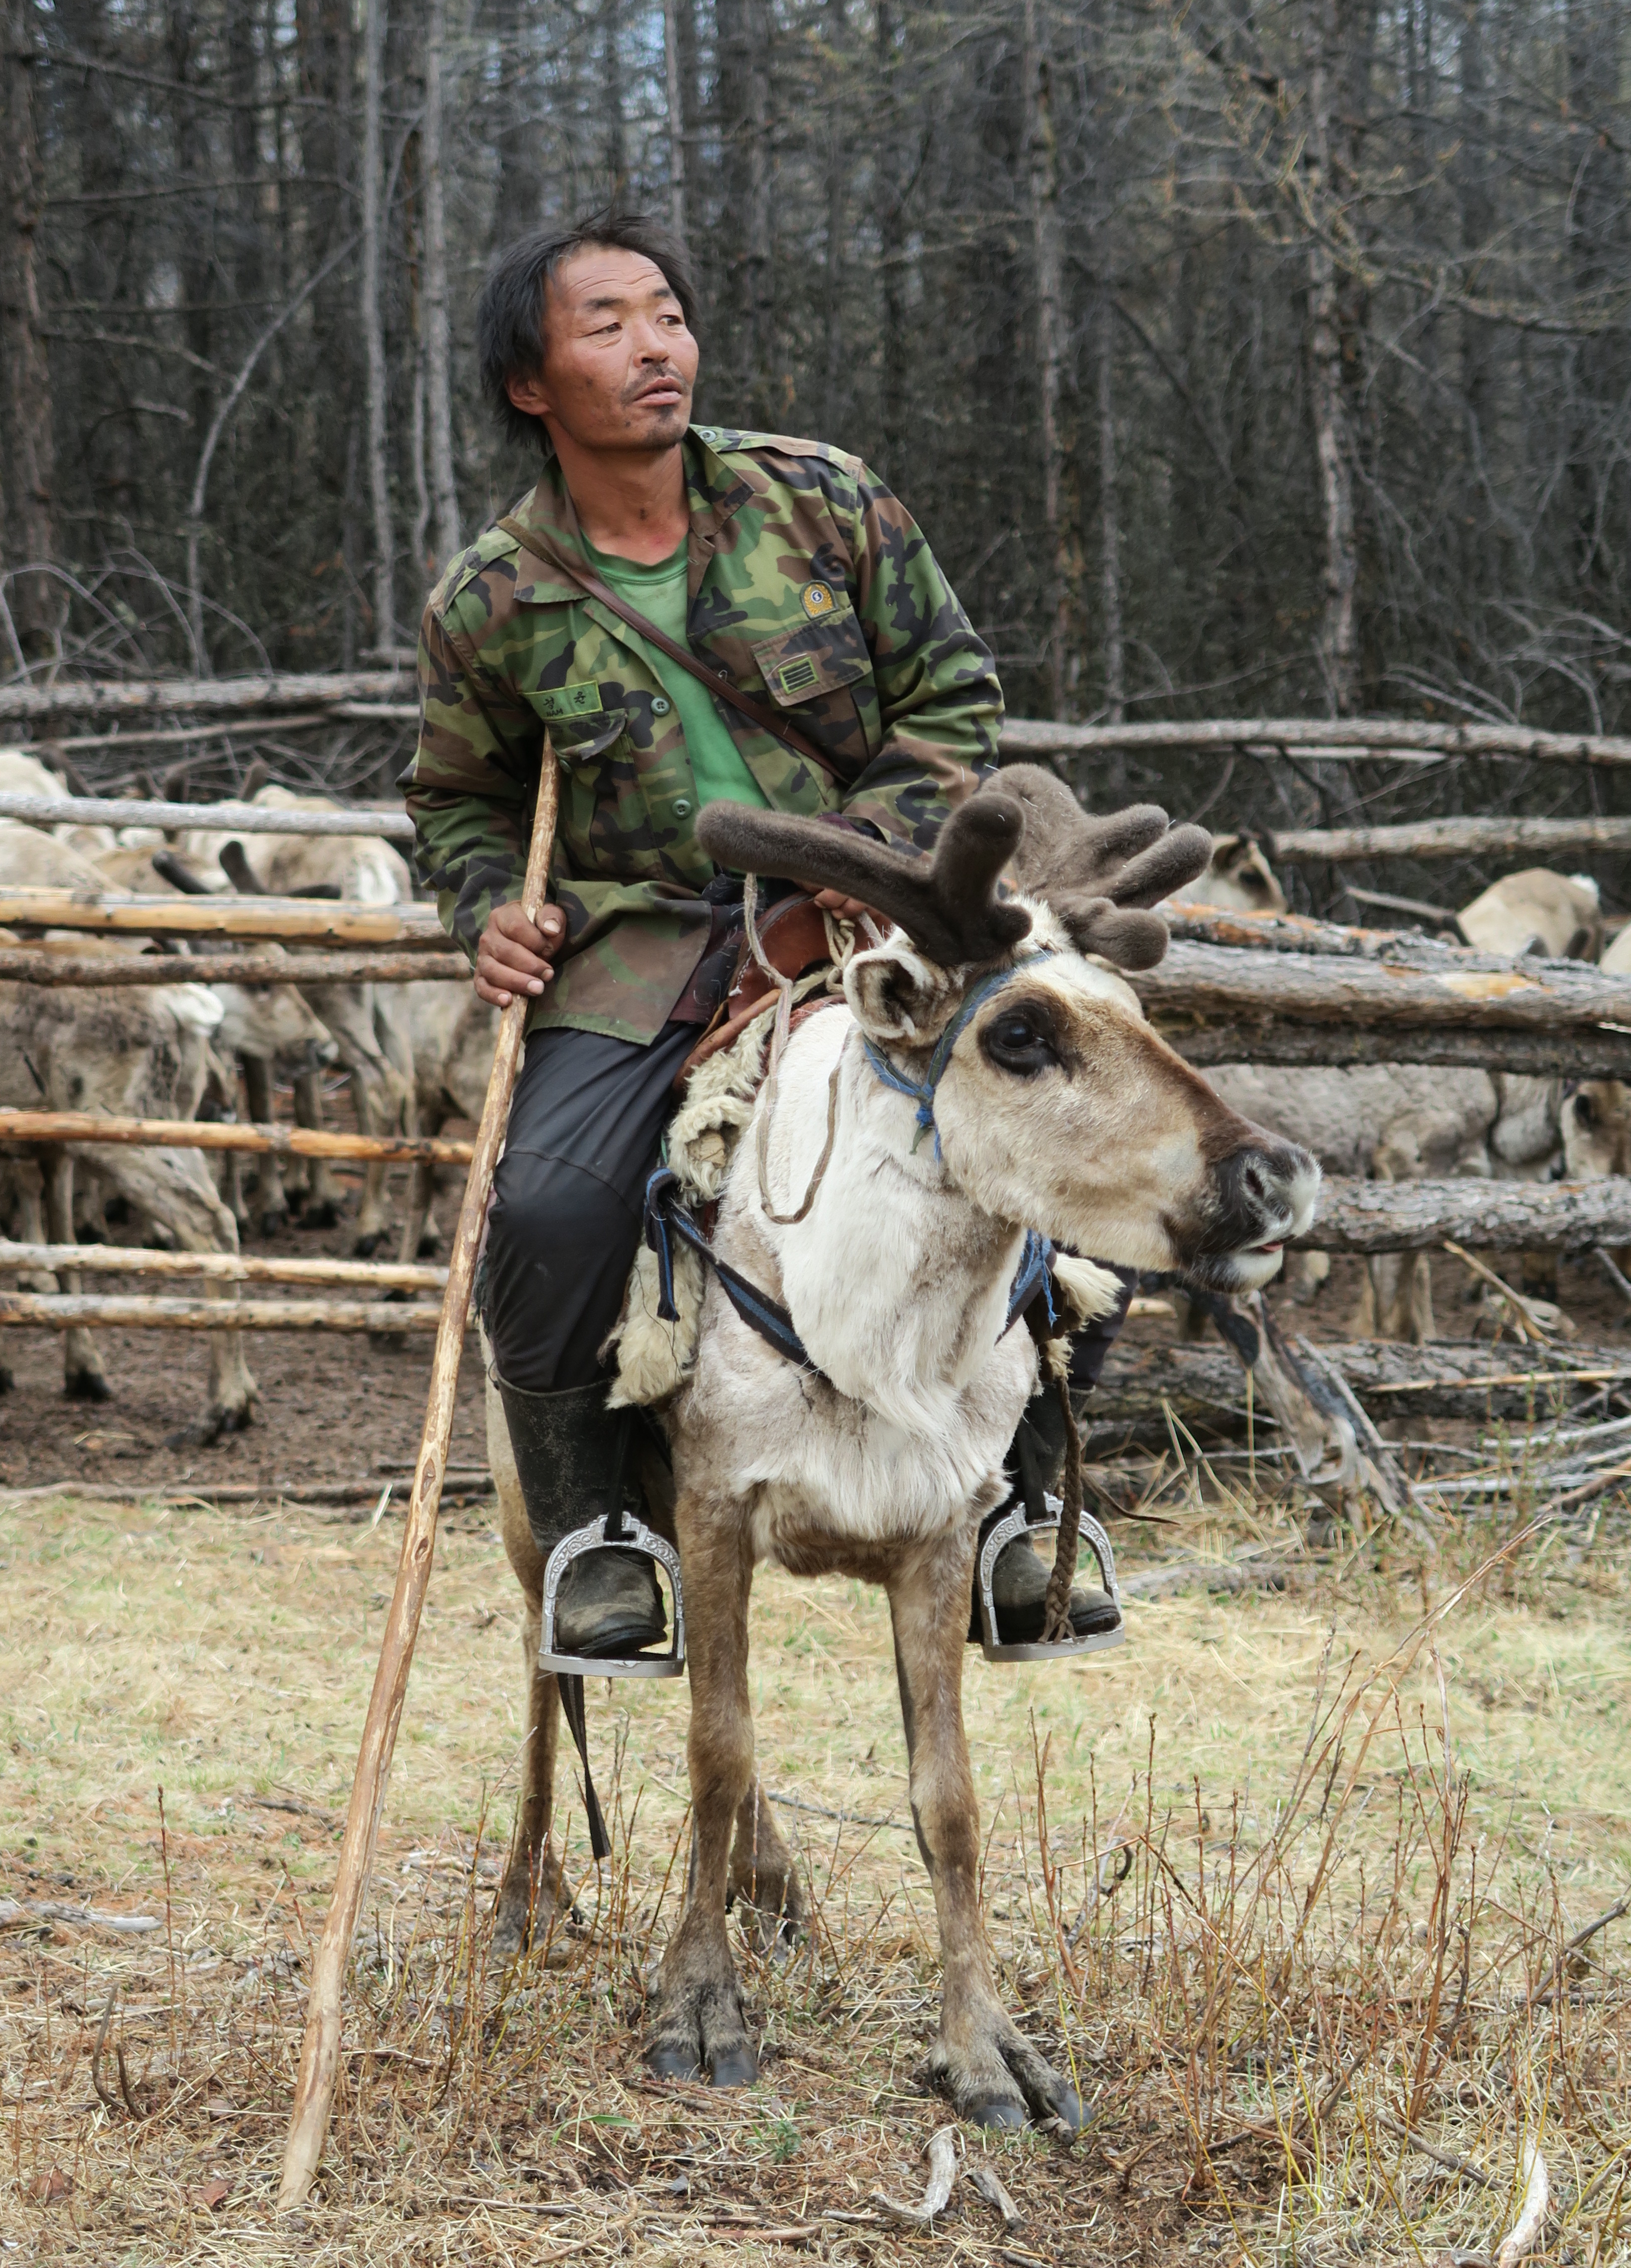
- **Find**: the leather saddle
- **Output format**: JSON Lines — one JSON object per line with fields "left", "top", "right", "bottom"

{"left": 675, "top": 892, "right": 838, "bottom": 1090}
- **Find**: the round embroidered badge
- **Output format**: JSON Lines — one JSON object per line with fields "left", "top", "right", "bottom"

{"left": 801, "top": 582, "right": 836, "bottom": 621}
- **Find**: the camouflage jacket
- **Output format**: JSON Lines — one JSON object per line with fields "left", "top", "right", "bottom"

{"left": 403, "top": 424, "right": 1003, "bottom": 1043}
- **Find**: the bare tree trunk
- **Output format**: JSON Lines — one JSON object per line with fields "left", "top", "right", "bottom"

{"left": 362, "top": 0, "right": 396, "bottom": 654}
{"left": 663, "top": 0, "right": 687, "bottom": 241}
{"left": 1305, "top": 37, "right": 1359, "bottom": 716}
{"left": 874, "top": 0, "right": 907, "bottom": 480}
{"left": 602, "top": 0, "right": 626, "bottom": 196}
{"left": 1097, "top": 307, "right": 1124, "bottom": 730}
{"left": 423, "top": 0, "right": 460, "bottom": 569}
{"left": 821, "top": 0, "right": 847, "bottom": 432}
{"left": 1023, "top": 0, "right": 1068, "bottom": 719}
{"left": 1, "top": 0, "right": 63, "bottom": 666}
{"left": 743, "top": 0, "right": 773, "bottom": 422}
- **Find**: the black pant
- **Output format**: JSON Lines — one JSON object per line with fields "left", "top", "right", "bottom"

{"left": 482, "top": 1020, "right": 699, "bottom": 1393}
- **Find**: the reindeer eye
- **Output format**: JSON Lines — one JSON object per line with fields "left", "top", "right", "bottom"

{"left": 982, "top": 1008, "right": 1059, "bottom": 1076}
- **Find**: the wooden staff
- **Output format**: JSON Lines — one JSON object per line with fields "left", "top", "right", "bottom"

{"left": 277, "top": 751, "right": 558, "bottom": 2211}
{"left": 0, "top": 1110, "right": 474, "bottom": 1166}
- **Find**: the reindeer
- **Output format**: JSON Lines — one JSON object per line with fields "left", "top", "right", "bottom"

{"left": 634, "top": 777, "right": 1320, "bottom": 2115}
{"left": 488, "top": 770, "right": 1318, "bottom": 2128}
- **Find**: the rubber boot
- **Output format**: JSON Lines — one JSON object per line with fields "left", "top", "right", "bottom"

{"left": 497, "top": 1378, "right": 667, "bottom": 1661}
{"left": 970, "top": 1387, "right": 1120, "bottom": 1645}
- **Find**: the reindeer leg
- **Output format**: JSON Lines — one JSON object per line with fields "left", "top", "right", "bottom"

{"left": 292, "top": 1070, "right": 340, "bottom": 1227}
{"left": 243, "top": 1055, "right": 287, "bottom": 1236}
{"left": 887, "top": 1528, "right": 1086, "bottom": 2132}
{"left": 647, "top": 1494, "right": 758, "bottom": 2087}
{"left": 489, "top": 1370, "right": 577, "bottom": 1962}
{"left": 46, "top": 1151, "right": 110, "bottom": 1403}
{"left": 729, "top": 1779, "right": 804, "bottom": 1959}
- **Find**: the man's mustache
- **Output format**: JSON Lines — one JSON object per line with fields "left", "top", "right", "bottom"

{"left": 624, "top": 369, "right": 689, "bottom": 404}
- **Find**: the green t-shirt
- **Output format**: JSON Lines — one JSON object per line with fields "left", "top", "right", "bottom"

{"left": 583, "top": 538, "right": 770, "bottom": 814}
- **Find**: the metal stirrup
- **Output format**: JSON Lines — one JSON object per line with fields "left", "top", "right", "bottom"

{"left": 537, "top": 1512, "right": 687, "bottom": 1679}
{"left": 975, "top": 1495, "right": 1125, "bottom": 1665}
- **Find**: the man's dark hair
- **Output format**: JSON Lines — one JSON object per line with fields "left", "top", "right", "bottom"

{"left": 478, "top": 210, "right": 697, "bottom": 453}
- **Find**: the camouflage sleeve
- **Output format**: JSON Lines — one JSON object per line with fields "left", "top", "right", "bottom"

{"left": 838, "top": 462, "right": 1003, "bottom": 852}
{"left": 401, "top": 597, "right": 544, "bottom": 964}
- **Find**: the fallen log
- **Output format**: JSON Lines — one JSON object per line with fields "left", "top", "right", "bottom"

{"left": 0, "top": 886, "right": 444, "bottom": 946}
{"left": 0, "top": 1110, "right": 474, "bottom": 1166}
{"left": 0, "top": 949, "right": 465, "bottom": 986}
{"left": 1087, "top": 1338, "right": 1628, "bottom": 1437}
{"left": 1270, "top": 813, "right": 1631, "bottom": 864}
{"left": 0, "top": 669, "right": 412, "bottom": 723}
{"left": 0, "top": 1240, "right": 445, "bottom": 1290}
{"left": 0, "top": 789, "right": 415, "bottom": 842}
{"left": 0, "top": 1292, "right": 452, "bottom": 1331}
{"left": 1296, "top": 1177, "right": 1631, "bottom": 1254}
{"left": 1142, "top": 940, "right": 1631, "bottom": 1036}
{"left": 998, "top": 716, "right": 1631, "bottom": 769}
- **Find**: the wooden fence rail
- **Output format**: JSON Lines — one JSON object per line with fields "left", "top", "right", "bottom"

{"left": 1269, "top": 814, "right": 1631, "bottom": 865}
{"left": 0, "top": 1111, "right": 475, "bottom": 1166}
{"left": 1000, "top": 716, "right": 1631, "bottom": 769}
{"left": 0, "top": 949, "right": 466, "bottom": 986}
{"left": 0, "top": 670, "right": 412, "bottom": 722}
{"left": 0, "top": 886, "right": 445, "bottom": 946}
{"left": 0, "top": 1241, "right": 444, "bottom": 1290}
{"left": 0, "top": 789, "right": 416, "bottom": 842}
{"left": 0, "top": 1292, "right": 451, "bottom": 1332}
{"left": 1295, "top": 1177, "right": 1631, "bottom": 1253}
{"left": 4, "top": 679, "right": 1629, "bottom": 766}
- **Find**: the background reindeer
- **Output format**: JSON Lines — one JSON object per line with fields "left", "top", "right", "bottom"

{"left": 489, "top": 770, "right": 1319, "bottom": 2129}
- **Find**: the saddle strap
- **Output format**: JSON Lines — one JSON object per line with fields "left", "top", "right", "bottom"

{"left": 642, "top": 1167, "right": 1056, "bottom": 1379}
{"left": 555, "top": 1673, "right": 612, "bottom": 1862}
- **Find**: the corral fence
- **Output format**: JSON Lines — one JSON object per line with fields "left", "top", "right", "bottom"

{"left": 6, "top": 686, "right": 1631, "bottom": 1356}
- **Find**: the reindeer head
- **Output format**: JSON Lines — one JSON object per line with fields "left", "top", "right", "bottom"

{"left": 697, "top": 767, "right": 1319, "bottom": 1290}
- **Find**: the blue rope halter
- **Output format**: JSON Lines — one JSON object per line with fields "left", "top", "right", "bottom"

{"left": 860, "top": 949, "right": 1056, "bottom": 1163}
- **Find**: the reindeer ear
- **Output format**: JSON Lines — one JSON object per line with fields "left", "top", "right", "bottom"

{"left": 843, "top": 940, "right": 964, "bottom": 1045}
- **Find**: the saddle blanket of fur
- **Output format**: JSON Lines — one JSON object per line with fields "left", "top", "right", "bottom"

{"left": 605, "top": 971, "right": 832, "bottom": 1410}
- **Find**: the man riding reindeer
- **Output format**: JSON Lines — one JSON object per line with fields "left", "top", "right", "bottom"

{"left": 405, "top": 210, "right": 1145, "bottom": 1674}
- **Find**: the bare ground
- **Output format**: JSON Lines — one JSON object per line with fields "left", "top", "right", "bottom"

{"left": 6, "top": 1466, "right": 1631, "bottom": 2265}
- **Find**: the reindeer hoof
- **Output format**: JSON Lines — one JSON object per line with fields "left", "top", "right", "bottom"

{"left": 968, "top": 2095, "right": 1027, "bottom": 2130}
{"left": 259, "top": 1210, "right": 288, "bottom": 1240}
{"left": 298, "top": 1201, "right": 340, "bottom": 1231}
{"left": 708, "top": 2045, "right": 758, "bottom": 2088}
{"left": 353, "top": 1231, "right": 383, "bottom": 1258}
{"left": 645, "top": 2042, "right": 702, "bottom": 2081}
{"left": 64, "top": 1369, "right": 113, "bottom": 1402}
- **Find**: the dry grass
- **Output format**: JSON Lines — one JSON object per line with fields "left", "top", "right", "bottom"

{"left": 5, "top": 1469, "right": 1631, "bottom": 2264}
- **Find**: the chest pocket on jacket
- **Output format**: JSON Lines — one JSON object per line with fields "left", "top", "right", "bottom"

{"left": 750, "top": 604, "right": 870, "bottom": 710}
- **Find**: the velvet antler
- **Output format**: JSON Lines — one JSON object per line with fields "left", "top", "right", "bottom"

{"left": 985, "top": 764, "right": 1212, "bottom": 971}
{"left": 694, "top": 798, "right": 1034, "bottom": 967}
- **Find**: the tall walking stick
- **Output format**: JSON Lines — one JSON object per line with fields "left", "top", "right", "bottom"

{"left": 278, "top": 752, "right": 559, "bottom": 2210}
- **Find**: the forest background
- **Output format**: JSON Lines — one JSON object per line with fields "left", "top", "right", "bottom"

{"left": 2, "top": 0, "right": 1631, "bottom": 874}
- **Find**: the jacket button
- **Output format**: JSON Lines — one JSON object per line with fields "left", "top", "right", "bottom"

{"left": 674, "top": 797, "right": 693, "bottom": 818}
{"left": 652, "top": 696, "right": 672, "bottom": 716}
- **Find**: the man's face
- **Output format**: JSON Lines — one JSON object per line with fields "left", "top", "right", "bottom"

{"left": 507, "top": 246, "right": 699, "bottom": 455}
